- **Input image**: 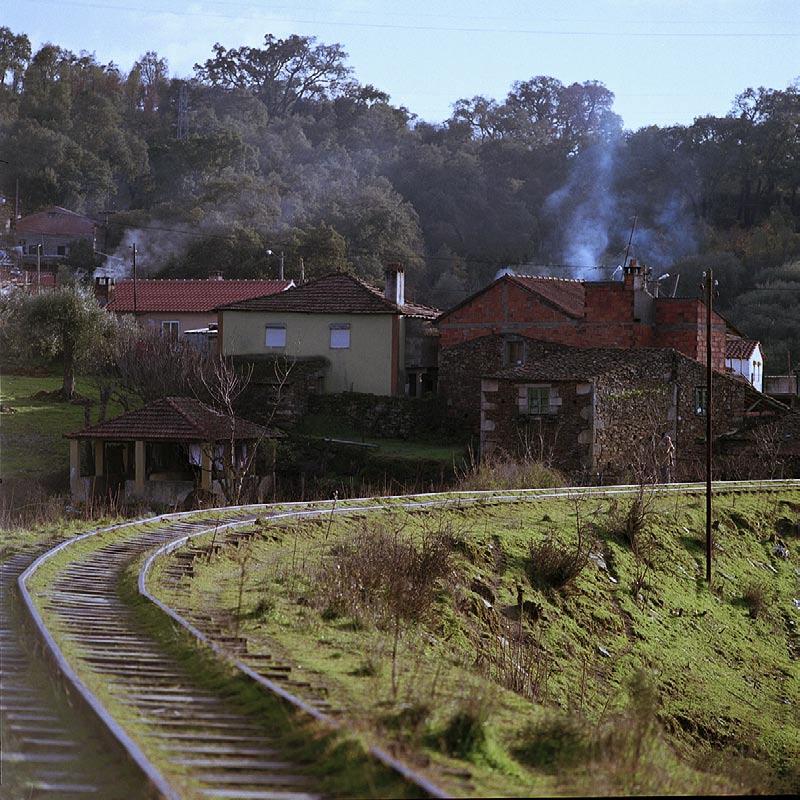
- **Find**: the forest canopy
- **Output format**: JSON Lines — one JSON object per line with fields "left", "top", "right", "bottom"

{"left": 1, "top": 28, "right": 799, "bottom": 368}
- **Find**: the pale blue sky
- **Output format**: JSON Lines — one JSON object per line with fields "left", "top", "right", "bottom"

{"left": 9, "top": 0, "right": 800, "bottom": 129}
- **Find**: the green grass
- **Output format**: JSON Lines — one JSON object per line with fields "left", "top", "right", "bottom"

{"left": 295, "top": 412, "right": 467, "bottom": 463}
{"left": 0, "top": 372, "right": 128, "bottom": 481}
{"left": 152, "top": 489, "right": 800, "bottom": 796}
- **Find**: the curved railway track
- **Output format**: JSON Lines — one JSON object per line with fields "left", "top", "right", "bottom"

{"left": 15, "top": 480, "right": 800, "bottom": 799}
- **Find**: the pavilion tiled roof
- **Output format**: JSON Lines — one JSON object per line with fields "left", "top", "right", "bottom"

{"left": 219, "top": 272, "right": 439, "bottom": 318}
{"left": 725, "top": 337, "right": 760, "bottom": 360}
{"left": 66, "top": 397, "right": 272, "bottom": 442}
{"left": 15, "top": 207, "right": 96, "bottom": 237}
{"left": 106, "top": 279, "right": 293, "bottom": 313}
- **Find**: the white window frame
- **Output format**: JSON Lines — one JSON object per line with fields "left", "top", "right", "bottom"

{"left": 527, "top": 386, "right": 551, "bottom": 415}
{"left": 161, "top": 320, "right": 180, "bottom": 340}
{"left": 265, "top": 324, "right": 287, "bottom": 348}
{"left": 329, "top": 323, "right": 351, "bottom": 350}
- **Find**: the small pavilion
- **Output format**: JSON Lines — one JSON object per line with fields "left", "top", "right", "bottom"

{"left": 66, "top": 397, "right": 273, "bottom": 505}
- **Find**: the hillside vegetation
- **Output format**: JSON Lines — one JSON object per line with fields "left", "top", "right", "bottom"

{"left": 153, "top": 489, "right": 800, "bottom": 796}
{"left": 2, "top": 28, "right": 800, "bottom": 366}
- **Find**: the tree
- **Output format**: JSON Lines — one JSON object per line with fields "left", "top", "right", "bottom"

{"left": 6, "top": 286, "right": 119, "bottom": 398}
{"left": 194, "top": 34, "right": 351, "bottom": 118}
{"left": 0, "top": 26, "right": 31, "bottom": 94}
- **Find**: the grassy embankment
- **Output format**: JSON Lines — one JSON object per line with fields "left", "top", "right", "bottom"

{"left": 0, "top": 372, "right": 126, "bottom": 481}
{"left": 151, "top": 489, "right": 800, "bottom": 797}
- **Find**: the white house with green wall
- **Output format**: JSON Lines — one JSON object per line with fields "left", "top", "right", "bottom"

{"left": 218, "top": 269, "right": 438, "bottom": 396}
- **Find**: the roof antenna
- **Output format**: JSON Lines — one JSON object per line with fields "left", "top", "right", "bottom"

{"left": 622, "top": 213, "right": 638, "bottom": 270}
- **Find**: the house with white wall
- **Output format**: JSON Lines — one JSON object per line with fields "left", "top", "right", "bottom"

{"left": 725, "top": 336, "right": 764, "bottom": 392}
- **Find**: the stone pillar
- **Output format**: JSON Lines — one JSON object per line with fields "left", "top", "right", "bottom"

{"left": 94, "top": 440, "right": 105, "bottom": 477}
{"left": 69, "top": 439, "right": 81, "bottom": 499}
{"left": 201, "top": 444, "right": 212, "bottom": 491}
{"left": 134, "top": 440, "right": 146, "bottom": 492}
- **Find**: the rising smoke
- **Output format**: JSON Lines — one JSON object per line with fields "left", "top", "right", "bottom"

{"left": 544, "top": 138, "right": 698, "bottom": 280}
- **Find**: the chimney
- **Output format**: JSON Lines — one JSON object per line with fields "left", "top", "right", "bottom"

{"left": 384, "top": 262, "right": 405, "bottom": 307}
{"left": 623, "top": 258, "right": 644, "bottom": 291}
{"left": 94, "top": 275, "right": 114, "bottom": 307}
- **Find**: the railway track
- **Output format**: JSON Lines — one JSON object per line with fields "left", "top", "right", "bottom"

{"left": 15, "top": 479, "right": 800, "bottom": 799}
{"left": 1, "top": 546, "right": 149, "bottom": 799}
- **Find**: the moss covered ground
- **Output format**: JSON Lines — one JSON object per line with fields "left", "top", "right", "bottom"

{"left": 152, "top": 489, "right": 800, "bottom": 796}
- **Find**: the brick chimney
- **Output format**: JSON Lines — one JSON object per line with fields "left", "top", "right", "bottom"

{"left": 94, "top": 275, "right": 114, "bottom": 307}
{"left": 623, "top": 258, "right": 654, "bottom": 323}
{"left": 384, "top": 262, "right": 405, "bottom": 307}
{"left": 623, "top": 258, "right": 644, "bottom": 291}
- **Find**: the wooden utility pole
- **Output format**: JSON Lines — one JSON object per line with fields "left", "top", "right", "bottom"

{"left": 132, "top": 242, "right": 138, "bottom": 314}
{"left": 36, "top": 242, "right": 41, "bottom": 292}
{"left": 705, "top": 268, "right": 713, "bottom": 583}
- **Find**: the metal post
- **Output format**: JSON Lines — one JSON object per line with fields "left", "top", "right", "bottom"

{"left": 36, "top": 243, "right": 41, "bottom": 292}
{"left": 705, "top": 268, "right": 713, "bottom": 583}
{"left": 132, "top": 242, "right": 138, "bottom": 314}
{"left": 279, "top": 251, "right": 285, "bottom": 281}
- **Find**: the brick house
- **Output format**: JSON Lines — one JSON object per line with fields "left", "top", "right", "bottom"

{"left": 218, "top": 267, "right": 439, "bottom": 397}
{"left": 14, "top": 206, "right": 98, "bottom": 264}
{"left": 437, "top": 261, "right": 731, "bottom": 429}
{"left": 104, "top": 277, "right": 294, "bottom": 344}
{"left": 479, "top": 342, "right": 795, "bottom": 482}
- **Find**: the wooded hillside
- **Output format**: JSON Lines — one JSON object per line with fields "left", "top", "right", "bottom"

{"left": 1, "top": 28, "right": 799, "bottom": 367}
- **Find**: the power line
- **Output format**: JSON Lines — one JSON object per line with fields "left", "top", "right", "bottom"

{"left": 23, "top": 0, "right": 800, "bottom": 37}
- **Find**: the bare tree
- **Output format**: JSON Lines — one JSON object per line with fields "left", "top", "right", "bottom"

{"left": 198, "top": 356, "right": 291, "bottom": 505}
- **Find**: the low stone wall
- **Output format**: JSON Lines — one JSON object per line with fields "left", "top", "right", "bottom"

{"left": 308, "top": 391, "right": 459, "bottom": 440}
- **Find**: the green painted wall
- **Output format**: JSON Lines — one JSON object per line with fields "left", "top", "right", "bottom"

{"left": 221, "top": 310, "right": 398, "bottom": 395}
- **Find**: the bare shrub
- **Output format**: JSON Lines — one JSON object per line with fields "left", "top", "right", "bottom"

{"left": 314, "top": 518, "right": 452, "bottom": 695}
{"left": 741, "top": 581, "right": 770, "bottom": 619}
{"left": 456, "top": 452, "right": 564, "bottom": 491}
{"left": 440, "top": 691, "right": 492, "bottom": 759}
{"left": 606, "top": 493, "right": 656, "bottom": 555}
{"left": 528, "top": 498, "right": 592, "bottom": 590}
{"left": 484, "top": 633, "right": 551, "bottom": 701}
{"left": 516, "top": 712, "right": 591, "bottom": 771}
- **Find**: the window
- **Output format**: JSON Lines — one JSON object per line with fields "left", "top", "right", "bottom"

{"left": 694, "top": 386, "right": 708, "bottom": 416}
{"left": 56, "top": 245, "right": 67, "bottom": 256}
{"left": 505, "top": 338, "right": 524, "bottom": 365}
{"left": 330, "top": 323, "right": 351, "bottom": 349}
{"left": 161, "top": 320, "right": 180, "bottom": 341}
{"left": 527, "top": 386, "right": 550, "bottom": 415}
{"left": 265, "top": 324, "right": 286, "bottom": 348}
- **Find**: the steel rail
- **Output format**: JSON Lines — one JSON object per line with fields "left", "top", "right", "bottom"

{"left": 18, "top": 478, "right": 800, "bottom": 799}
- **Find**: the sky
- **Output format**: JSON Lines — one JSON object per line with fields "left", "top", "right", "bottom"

{"left": 8, "top": 0, "right": 800, "bottom": 130}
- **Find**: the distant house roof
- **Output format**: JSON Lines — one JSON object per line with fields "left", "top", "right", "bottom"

{"left": 106, "top": 279, "right": 293, "bottom": 314}
{"left": 15, "top": 207, "right": 96, "bottom": 238}
{"left": 726, "top": 337, "right": 760, "bottom": 360}
{"left": 437, "top": 274, "right": 586, "bottom": 322}
{"left": 66, "top": 397, "right": 273, "bottom": 442}
{"left": 219, "top": 272, "right": 439, "bottom": 318}
{"left": 488, "top": 344, "right": 677, "bottom": 382}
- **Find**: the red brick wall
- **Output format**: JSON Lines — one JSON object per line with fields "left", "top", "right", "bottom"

{"left": 654, "top": 299, "right": 726, "bottom": 371}
{"left": 438, "top": 281, "right": 582, "bottom": 348}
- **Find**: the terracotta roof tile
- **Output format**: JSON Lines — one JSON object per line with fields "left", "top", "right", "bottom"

{"left": 220, "top": 272, "right": 439, "bottom": 318}
{"left": 106, "top": 279, "right": 292, "bottom": 313}
{"left": 66, "top": 397, "right": 273, "bottom": 442}
{"left": 725, "top": 337, "right": 760, "bottom": 360}
{"left": 15, "top": 207, "right": 96, "bottom": 237}
{"left": 509, "top": 275, "right": 586, "bottom": 318}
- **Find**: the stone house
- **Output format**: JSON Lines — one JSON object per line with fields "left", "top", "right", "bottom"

{"left": 14, "top": 206, "right": 98, "bottom": 264}
{"left": 66, "top": 397, "right": 277, "bottom": 505}
{"left": 218, "top": 267, "right": 439, "bottom": 397}
{"left": 103, "top": 277, "right": 293, "bottom": 343}
{"left": 479, "top": 342, "right": 795, "bottom": 482}
{"left": 437, "top": 261, "right": 732, "bottom": 428}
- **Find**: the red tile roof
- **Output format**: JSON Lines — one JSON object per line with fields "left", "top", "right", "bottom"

{"left": 437, "top": 273, "right": 586, "bottom": 322}
{"left": 106, "top": 279, "right": 293, "bottom": 313}
{"left": 66, "top": 397, "right": 272, "bottom": 442}
{"left": 509, "top": 275, "right": 586, "bottom": 318}
{"left": 220, "top": 272, "right": 439, "bottom": 318}
{"left": 725, "top": 337, "right": 760, "bottom": 360}
{"left": 15, "top": 207, "right": 96, "bottom": 237}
